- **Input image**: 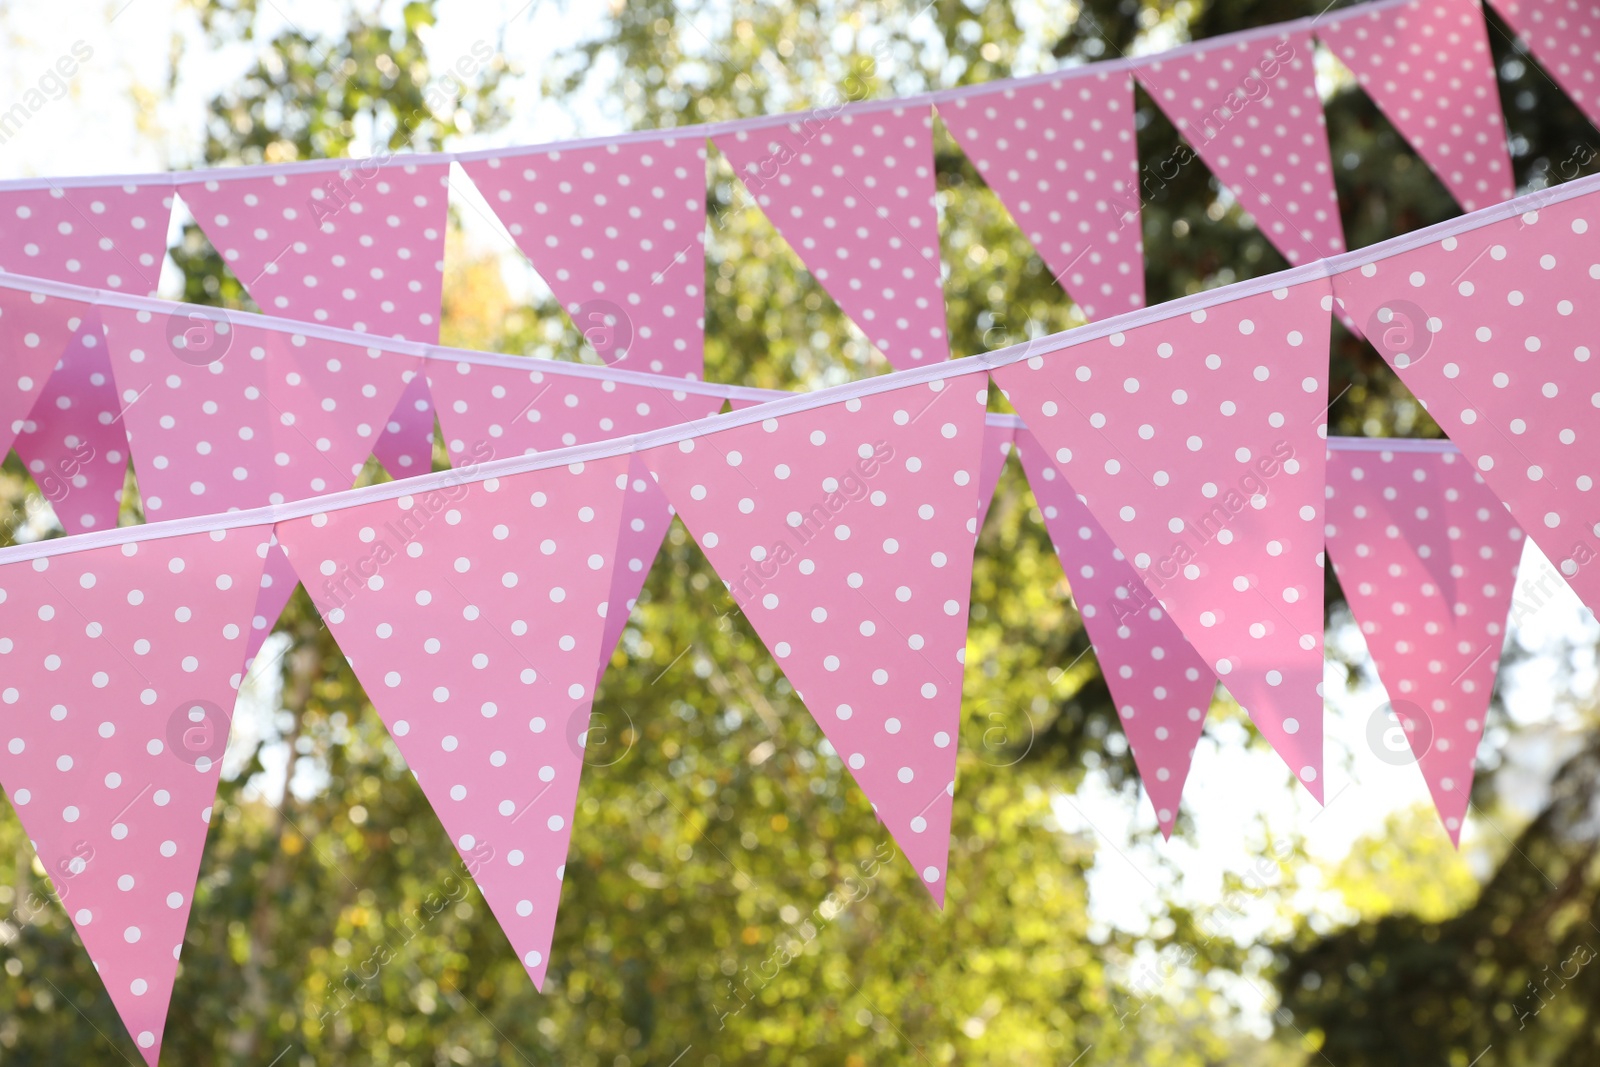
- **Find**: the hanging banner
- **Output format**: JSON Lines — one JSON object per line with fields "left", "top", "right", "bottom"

{"left": 714, "top": 107, "right": 949, "bottom": 370}
{"left": 645, "top": 374, "right": 989, "bottom": 898}
{"left": 176, "top": 161, "right": 452, "bottom": 480}
{"left": 1324, "top": 444, "right": 1520, "bottom": 841}
{"left": 462, "top": 138, "right": 709, "bottom": 379}
{"left": 275, "top": 455, "right": 631, "bottom": 990}
{"left": 0, "top": 184, "right": 171, "bottom": 532}
{"left": 975, "top": 417, "right": 1016, "bottom": 531}
{"left": 1, "top": 289, "right": 90, "bottom": 461}
{"left": 1331, "top": 186, "right": 1600, "bottom": 615}
{"left": 944, "top": 72, "right": 1146, "bottom": 319}
{"left": 1013, "top": 427, "right": 1216, "bottom": 834}
{"left": 1138, "top": 30, "right": 1345, "bottom": 266}
{"left": 992, "top": 281, "right": 1334, "bottom": 796}
{"left": 0, "top": 525, "right": 271, "bottom": 1065}
{"left": 1486, "top": 0, "right": 1600, "bottom": 131}
{"left": 1317, "top": 0, "right": 1514, "bottom": 212}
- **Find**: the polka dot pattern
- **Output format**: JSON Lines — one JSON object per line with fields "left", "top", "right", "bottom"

{"left": 643, "top": 373, "right": 991, "bottom": 901}
{"left": 993, "top": 281, "right": 1333, "bottom": 797}
{"left": 463, "top": 139, "right": 708, "bottom": 379}
{"left": 1318, "top": 0, "right": 1514, "bottom": 212}
{"left": 176, "top": 164, "right": 452, "bottom": 479}
{"left": 1325, "top": 446, "right": 1520, "bottom": 843}
{"left": 425, "top": 360, "right": 724, "bottom": 675}
{"left": 0, "top": 289, "right": 90, "bottom": 464}
{"left": 0, "top": 183, "right": 171, "bottom": 533}
{"left": 1331, "top": 192, "right": 1600, "bottom": 614}
{"left": 945, "top": 72, "right": 1145, "bottom": 318}
{"left": 1014, "top": 427, "right": 1216, "bottom": 836}
{"left": 975, "top": 420, "right": 1016, "bottom": 533}
{"left": 1489, "top": 0, "right": 1600, "bottom": 130}
{"left": 1139, "top": 31, "right": 1345, "bottom": 265}
{"left": 0, "top": 526, "right": 271, "bottom": 1067}
{"left": 275, "top": 455, "right": 630, "bottom": 991}
{"left": 714, "top": 108, "right": 948, "bottom": 369}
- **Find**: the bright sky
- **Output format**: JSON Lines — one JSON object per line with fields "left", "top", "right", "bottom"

{"left": 5, "top": 0, "right": 1596, "bottom": 1039}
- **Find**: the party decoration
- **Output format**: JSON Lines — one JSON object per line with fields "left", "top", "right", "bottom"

{"left": 993, "top": 281, "right": 1334, "bottom": 796}
{"left": 714, "top": 107, "right": 948, "bottom": 369}
{"left": 1, "top": 289, "right": 90, "bottom": 461}
{"left": 0, "top": 525, "right": 272, "bottom": 1064}
{"left": 462, "top": 138, "right": 709, "bottom": 378}
{"left": 1487, "top": 0, "right": 1600, "bottom": 131}
{"left": 1330, "top": 187, "right": 1600, "bottom": 614}
{"left": 1324, "top": 443, "right": 1521, "bottom": 841}
{"left": 1013, "top": 426, "right": 1216, "bottom": 834}
{"left": 1318, "top": 0, "right": 1514, "bottom": 212}
{"left": 1138, "top": 31, "right": 1344, "bottom": 265}
{"left": 943, "top": 72, "right": 1146, "bottom": 318}
{"left": 176, "top": 162, "right": 452, "bottom": 479}
{"left": 644, "top": 373, "right": 990, "bottom": 900}
{"left": 275, "top": 454, "right": 632, "bottom": 989}
{"left": 0, "top": 182, "right": 171, "bottom": 533}
{"left": 975, "top": 417, "right": 1017, "bottom": 532}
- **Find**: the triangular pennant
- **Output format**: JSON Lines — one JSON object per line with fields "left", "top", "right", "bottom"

{"left": 1317, "top": 0, "right": 1514, "bottom": 212}
{"left": 0, "top": 525, "right": 271, "bottom": 1064}
{"left": 975, "top": 418, "right": 1015, "bottom": 531}
{"left": 275, "top": 455, "right": 632, "bottom": 989}
{"left": 424, "top": 359, "right": 725, "bottom": 675}
{"left": 643, "top": 374, "right": 991, "bottom": 900}
{"left": 714, "top": 108, "right": 949, "bottom": 369}
{"left": 1137, "top": 30, "right": 1345, "bottom": 265}
{"left": 1324, "top": 445, "right": 1520, "bottom": 842}
{"left": 1486, "top": 0, "right": 1600, "bottom": 130}
{"left": 176, "top": 162, "right": 452, "bottom": 479}
{"left": 0, "top": 183, "right": 172, "bottom": 533}
{"left": 992, "top": 282, "right": 1333, "bottom": 796}
{"left": 1330, "top": 190, "right": 1600, "bottom": 614}
{"left": 943, "top": 72, "right": 1146, "bottom": 318}
{"left": 461, "top": 139, "right": 708, "bottom": 378}
{"left": 1, "top": 289, "right": 90, "bottom": 460}
{"left": 1013, "top": 427, "right": 1216, "bottom": 835}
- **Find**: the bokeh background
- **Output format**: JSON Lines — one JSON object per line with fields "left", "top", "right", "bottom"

{"left": 3, "top": 0, "right": 1600, "bottom": 1063}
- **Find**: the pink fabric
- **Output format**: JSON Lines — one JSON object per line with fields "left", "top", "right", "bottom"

{"left": 1, "top": 290, "right": 89, "bottom": 460}
{"left": 98, "top": 305, "right": 424, "bottom": 668}
{"left": 992, "top": 282, "right": 1333, "bottom": 797}
{"left": 1331, "top": 189, "right": 1600, "bottom": 614}
{"left": 1138, "top": 31, "right": 1344, "bottom": 266}
{"left": 176, "top": 162, "right": 451, "bottom": 479}
{"left": 643, "top": 373, "right": 990, "bottom": 901}
{"left": 714, "top": 108, "right": 948, "bottom": 369}
{"left": 424, "top": 359, "right": 724, "bottom": 674}
{"left": 975, "top": 419, "right": 1015, "bottom": 532}
{"left": 1318, "top": 0, "right": 1514, "bottom": 212}
{"left": 0, "top": 525, "right": 271, "bottom": 1064}
{"left": 1013, "top": 427, "right": 1215, "bottom": 835}
{"left": 943, "top": 73, "right": 1146, "bottom": 318}
{"left": 1324, "top": 446, "right": 1519, "bottom": 842}
{"left": 0, "top": 183, "right": 171, "bottom": 533}
{"left": 462, "top": 139, "right": 708, "bottom": 379}
{"left": 1488, "top": 0, "right": 1600, "bottom": 129}
{"left": 275, "top": 455, "right": 631, "bottom": 989}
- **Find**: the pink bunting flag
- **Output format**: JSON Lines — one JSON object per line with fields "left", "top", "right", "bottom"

{"left": 97, "top": 305, "right": 423, "bottom": 664}
{"left": 461, "top": 138, "right": 708, "bottom": 379}
{"left": 975, "top": 418, "right": 1015, "bottom": 532}
{"left": 1487, "top": 0, "right": 1600, "bottom": 130}
{"left": 1317, "top": 0, "right": 1514, "bottom": 212}
{"left": 0, "top": 183, "right": 171, "bottom": 532}
{"left": 1138, "top": 30, "right": 1345, "bottom": 265}
{"left": 424, "top": 359, "right": 725, "bottom": 675}
{"left": 1013, "top": 427, "right": 1216, "bottom": 834}
{"left": 714, "top": 108, "right": 948, "bottom": 369}
{"left": 0, "top": 525, "right": 271, "bottom": 1065}
{"left": 176, "top": 162, "right": 452, "bottom": 479}
{"left": 644, "top": 374, "right": 990, "bottom": 901}
{"left": 943, "top": 73, "right": 1146, "bottom": 318}
{"left": 1, "top": 289, "right": 90, "bottom": 461}
{"left": 1324, "top": 445, "right": 1520, "bottom": 842}
{"left": 275, "top": 455, "right": 631, "bottom": 989}
{"left": 992, "top": 282, "right": 1334, "bottom": 797}
{"left": 1331, "top": 187, "right": 1600, "bottom": 614}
